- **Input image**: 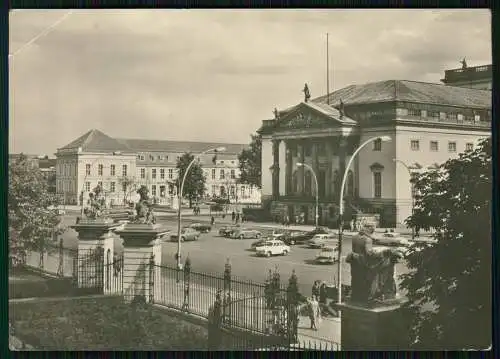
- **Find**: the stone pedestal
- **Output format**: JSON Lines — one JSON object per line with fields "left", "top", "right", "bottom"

{"left": 115, "top": 223, "right": 169, "bottom": 303}
{"left": 71, "top": 218, "right": 120, "bottom": 289}
{"left": 334, "top": 299, "right": 409, "bottom": 350}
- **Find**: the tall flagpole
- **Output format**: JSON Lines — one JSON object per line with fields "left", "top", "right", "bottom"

{"left": 326, "top": 33, "right": 330, "bottom": 105}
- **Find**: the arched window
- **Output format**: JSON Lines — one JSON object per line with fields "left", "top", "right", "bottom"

{"left": 347, "top": 170, "right": 355, "bottom": 197}
{"left": 370, "top": 163, "right": 385, "bottom": 199}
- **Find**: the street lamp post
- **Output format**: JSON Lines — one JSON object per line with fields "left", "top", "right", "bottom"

{"left": 393, "top": 159, "right": 415, "bottom": 240}
{"left": 79, "top": 151, "right": 121, "bottom": 217}
{"left": 176, "top": 147, "right": 226, "bottom": 274}
{"left": 296, "top": 162, "right": 319, "bottom": 227}
{"left": 337, "top": 136, "right": 391, "bottom": 310}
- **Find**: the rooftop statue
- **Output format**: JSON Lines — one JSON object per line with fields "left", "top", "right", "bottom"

{"left": 83, "top": 185, "right": 107, "bottom": 219}
{"left": 133, "top": 185, "right": 156, "bottom": 224}
{"left": 346, "top": 223, "right": 403, "bottom": 306}
{"left": 303, "top": 83, "right": 311, "bottom": 103}
{"left": 460, "top": 58, "right": 468, "bottom": 70}
{"left": 273, "top": 107, "right": 280, "bottom": 121}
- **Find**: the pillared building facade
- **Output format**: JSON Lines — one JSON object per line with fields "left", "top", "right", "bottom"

{"left": 259, "top": 64, "right": 491, "bottom": 227}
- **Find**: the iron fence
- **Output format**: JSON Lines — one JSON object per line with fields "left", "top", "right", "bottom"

{"left": 24, "top": 239, "right": 77, "bottom": 278}
{"left": 104, "top": 252, "right": 124, "bottom": 294}
{"left": 152, "top": 263, "right": 290, "bottom": 335}
{"left": 76, "top": 247, "right": 104, "bottom": 293}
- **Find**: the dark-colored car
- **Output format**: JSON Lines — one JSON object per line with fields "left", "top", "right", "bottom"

{"left": 272, "top": 230, "right": 310, "bottom": 245}
{"left": 285, "top": 227, "right": 330, "bottom": 244}
{"left": 189, "top": 222, "right": 212, "bottom": 233}
{"left": 219, "top": 225, "right": 241, "bottom": 237}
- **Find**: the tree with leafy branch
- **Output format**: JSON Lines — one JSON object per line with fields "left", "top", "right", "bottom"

{"left": 238, "top": 134, "right": 261, "bottom": 189}
{"left": 118, "top": 176, "right": 136, "bottom": 206}
{"left": 9, "top": 154, "right": 65, "bottom": 268}
{"left": 400, "top": 137, "right": 491, "bottom": 350}
{"left": 176, "top": 153, "right": 206, "bottom": 208}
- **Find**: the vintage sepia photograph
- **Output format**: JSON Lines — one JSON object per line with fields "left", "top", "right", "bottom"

{"left": 8, "top": 9, "right": 492, "bottom": 351}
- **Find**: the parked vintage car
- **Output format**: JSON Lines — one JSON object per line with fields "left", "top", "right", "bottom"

{"left": 315, "top": 246, "right": 339, "bottom": 264}
{"left": 291, "top": 227, "right": 330, "bottom": 243}
{"left": 170, "top": 227, "right": 200, "bottom": 242}
{"left": 218, "top": 225, "right": 241, "bottom": 237}
{"left": 231, "top": 228, "right": 262, "bottom": 239}
{"left": 189, "top": 222, "right": 212, "bottom": 233}
{"left": 255, "top": 240, "right": 290, "bottom": 257}
{"left": 308, "top": 233, "right": 337, "bottom": 248}
{"left": 272, "top": 230, "right": 309, "bottom": 245}
{"left": 372, "top": 232, "right": 411, "bottom": 247}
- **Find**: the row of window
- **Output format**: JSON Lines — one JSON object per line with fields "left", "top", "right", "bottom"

{"left": 402, "top": 108, "right": 488, "bottom": 123}
{"left": 137, "top": 153, "right": 236, "bottom": 165}
{"left": 85, "top": 164, "right": 128, "bottom": 177}
{"left": 136, "top": 168, "right": 237, "bottom": 180}
{"left": 410, "top": 140, "right": 474, "bottom": 153}
{"left": 210, "top": 168, "right": 236, "bottom": 180}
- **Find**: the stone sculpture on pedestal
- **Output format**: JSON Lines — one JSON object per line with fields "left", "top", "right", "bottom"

{"left": 346, "top": 223, "right": 403, "bottom": 306}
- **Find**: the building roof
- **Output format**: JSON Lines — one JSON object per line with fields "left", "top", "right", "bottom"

{"left": 116, "top": 138, "right": 248, "bottom": 155}
{"left": 312, "top": 79, "right": 491, "bottom": 109}
{"left": 302, "top": 101, "right": 357, "bottom": 125}
{"left": 58, "top": 129, "right": 132, "bottom": 153}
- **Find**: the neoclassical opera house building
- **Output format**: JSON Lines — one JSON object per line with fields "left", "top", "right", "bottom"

{"left": 258, "top": 64, "right": 491, "bottom": 227}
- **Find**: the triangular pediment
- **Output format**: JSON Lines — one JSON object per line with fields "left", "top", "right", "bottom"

{"left": 275, "top": 102, "right": 356, "bottom": 131}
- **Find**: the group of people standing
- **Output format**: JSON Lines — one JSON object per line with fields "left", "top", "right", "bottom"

{"left": 231, "top": 211, "right": 245, "bottom": 224}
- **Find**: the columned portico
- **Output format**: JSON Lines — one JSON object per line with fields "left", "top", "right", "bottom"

{"left": 278, "top": 140, "right": 287, "bottom": 196}
{"left": 271, "top": 139, "right": 280, "bottom": 198}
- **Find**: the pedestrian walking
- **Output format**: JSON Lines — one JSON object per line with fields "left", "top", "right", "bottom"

{"left": 306, "top": 297, "right": 320, "bottom": 330}
{"left": 319, "top": 281, "right": 328, "bottom": 316}
{"left": 415, "top": 225, "right": 420, "bottom": 238}
{"left": 231, "top": 211, "right": 236, "bottom": 223}
{"left": 211, "top": 216, "right": 215, "bottom": 226}
{"left": 236, "top": 212, "right": 240, "bottom": 224}
{"left": 311, "top": 280, "right": 320, "bottom": 301}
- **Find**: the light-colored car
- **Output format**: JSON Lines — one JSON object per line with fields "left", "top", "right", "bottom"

{"left": 373, "top": 232, "right": 411, "bottom": 247}
{"left": 308, "top": 234, "right": 336, "bottom": 248}
{"left": 170, "top": 227, "right": 200, "bottom": 242}
{"left": 231, "top": 228, "right": 262, "bottom": 239}
{"left": 315, "top": 246, "right": 339, "bottom": 264}
{"left": 255, "top": 240, "right": 290, "bottom": 257}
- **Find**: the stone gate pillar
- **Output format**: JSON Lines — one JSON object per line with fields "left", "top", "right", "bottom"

{"left": 71, "top": 218, "right": 119, "bottom": 290}
{"left": 115, "top": 223, "right": 169, "bottom": 303}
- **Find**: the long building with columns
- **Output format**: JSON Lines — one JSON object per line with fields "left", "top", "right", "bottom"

{"left": 259, "top": 63, "right": 491, "bottom": 227}
{"left": 55, "top": 130, "right": 261, "bottom": 206}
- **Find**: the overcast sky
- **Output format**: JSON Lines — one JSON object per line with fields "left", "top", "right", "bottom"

{"left": 9, "top": 9, "right": 491, "bottom": 155}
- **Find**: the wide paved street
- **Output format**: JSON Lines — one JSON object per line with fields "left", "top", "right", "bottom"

{"left": 58, "top": 211, "right": 411, "bottom": 296}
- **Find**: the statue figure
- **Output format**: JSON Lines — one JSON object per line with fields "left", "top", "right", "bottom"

{"left": 303, "top": 83, "right": 311, "bottom": 103}
{"left": 460, "top": 58, "right": 467, "bottom": 70}
{"left": 83, "top": 185, "right": 107, "bottom": 219}
{"left": 339, "top": 99, "right": 345, "bottom": 117}
{"left": 133, "top": 185, "right": 156, "bottom": 224}
{"left": 346, "top": 223, "right": 403, "bottom": 305}
{"left": 273, "top": 107, "right": 280, "bottom": 120}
